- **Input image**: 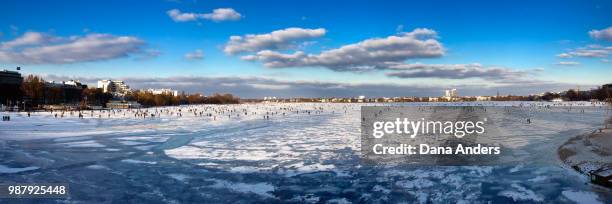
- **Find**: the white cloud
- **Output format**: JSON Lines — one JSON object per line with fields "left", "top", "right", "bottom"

{"left": 250, "top": 83, "right": 291, "bottom": 90}
{"left": 570, "top": 46, "right": 611, "bottom": 58}
{"left": 556, "top": 27, "right": 612, "bottom": 59}
{"left": 242, "top": 28, "right": 445, "bottom": 72}
{"left": 556, "top": 61, "right": 580, "bottom": 66}
{"left": 0, "top": 31, "right": 60, "bottom": 49}
{"left": 556, "top": 53, "right": 572, "bottom": 58}
{"left": 136, "top": 49, "right": 162, "bottom": 60}
{"left": 0, "top": 32, "right": 146, "bottom": 64}
{"left": 167, "top": 8, "right": 241, "bottom": 22}
{"left": 184, "top": 49, "right": 204, "bottom": 60}
{"left": 167, "top": 9, "right": 199, "bottom": 22}
{"left": 224, "top": 27, "right": 326, "bottom": 54}
{"left": 202, "top": 8, "right": 242, "bottom": 22}
{"left": 589, "top": 26, "right": 612, "bottom": 41}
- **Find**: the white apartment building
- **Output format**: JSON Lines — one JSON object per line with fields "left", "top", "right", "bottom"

{"left": 97, "top": 80, "right": 131, "bottom": 95}
{"left": 146, "top": 88, "right": 179, "bottom": 96}
{"left": 63, "top": 80, "right": 83, "bottom": 87}
{"left": 46, "top": 80, "right": 85, "bottom": 89}
{"left": 444, "top": 88, "right": 457, "bottom": 98}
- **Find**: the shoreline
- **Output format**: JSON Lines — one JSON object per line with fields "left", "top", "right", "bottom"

{"left": 1, "top": 100, "right": 609, "bottom": 110}
{"left": 558, "top": 118, "right": 612, "bottom": 188}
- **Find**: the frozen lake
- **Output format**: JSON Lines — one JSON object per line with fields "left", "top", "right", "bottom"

{"left": 0, "top": 102, "right": 611, "bottom": 203}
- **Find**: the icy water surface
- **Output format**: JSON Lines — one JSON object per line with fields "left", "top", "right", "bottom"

{"left": 0, "top": 102, "right": 611, "bottom": 203}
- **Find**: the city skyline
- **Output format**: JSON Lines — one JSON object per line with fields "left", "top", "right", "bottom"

{"left": 1, "top": 0, "right": 611, "bottom": 98}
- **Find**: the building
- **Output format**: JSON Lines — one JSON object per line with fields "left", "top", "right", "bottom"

{"left": 357, "top": 95, "right": 366, "bottom": 103}
{"left": 97, "top": 80, "right": 131, "bottom": 95}
{"left": 46, "top": 80, "right": 87, "bottom": 89}
{"left": 0, "top": 69, "right": 24, "bottom": 107}
{"left": 476, "top": 96, "right": 491, "bottom": 101}
{"left": 0, "top": 69, "right": 23, "bottom": 85}
{"left": 146, "top": 88, "right": 179, "bottom": 96}
{"left": 106, "top": 100, "right": 142, "bottom": 109}
{"left": 551, "top": 98, "right": 563, "bottom": 102}
{"left": 444, "top": 88, "right": 457, "bottom": 98}
{"left": 64, "top": 80, "right": 87, "bottom": 88}
{"left": 44, "top": 80, "right": 87, "bottom": 104}
{"left": 443, "top": 88, "right": 458, "bottom": 101}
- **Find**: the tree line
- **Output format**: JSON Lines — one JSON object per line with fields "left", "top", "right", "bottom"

{"left": 124, "top": 91, "right": 239, "bottom": 107}
{"left": 6, "top": 74, "right": 611, "bottom": 109}
{"left": 490, "top": 87, "right": 611, "bottom": 102}
{"left": 15, "top": 75, "right": 240, "bottom": 109}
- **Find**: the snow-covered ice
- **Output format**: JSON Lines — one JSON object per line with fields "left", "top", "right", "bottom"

{"left": 0, "top": 102, "right": 611, "bottom": 202}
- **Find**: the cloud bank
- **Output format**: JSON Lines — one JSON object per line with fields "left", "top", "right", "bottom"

{"left": 557, "top": 44, "right": 611, "bottom": 59}
{"left": 241, "top": 28, "right": 444, "bottom": 72}
{"left": 556, "top": 27, "right": 612, "bottom": 60}
{"left": 233, "top": 28, "right": 538, "bottom": 83}
{"left": 224, "top": 27, "right": 326, "bottom": 54}
{"left": 0, "top": 32, "right": 146, "bottom": 64}
{"left": 384, "top": 63, "right": 530, "bottom": 82}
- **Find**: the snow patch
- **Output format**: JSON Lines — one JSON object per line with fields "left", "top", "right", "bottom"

{"left": 562, "top": 190, "right": 603, "bottom": 204}
{"left": 61, "top": 140, "right": 105, "bottom": 148}
{"left": 121, "top": 159, "right": 157, "bottom": 165}
{"left": 208, "top": 179, "right": 275, "bottom": 198}
{"left": 168, "top": 173, "right": 190, "bottom": 182}
{"left": 86, "top": 164, "right": 110, "bottom": 170}
{"left": 0, "top": 164, "right": 39, "bottom": 173}
{"left": 498, "top": 184, "right": 543, "bottom": 202}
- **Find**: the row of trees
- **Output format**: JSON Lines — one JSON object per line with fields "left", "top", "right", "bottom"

{"left": 539, "top": 87, "right": 611, "bottom": 102}
{"left": 17, "top": 74, "right": 240, "bottom": 109}
{"left": 20, "top": 75, "right": 112, "bottom": 108}
{"left": 486, "top": 86, "right": 611, "bottom": 102}
{"left": 81, "top": 87, "right": 114, "bottom": 107}
{"left": 20, "top": 75, "right": 85, "bottom": 106}
{"left": 124, "top": 91, "right": 239, "bottom": 107}
{"left": 10, "top": 74, "right": 611, "bottom": 109}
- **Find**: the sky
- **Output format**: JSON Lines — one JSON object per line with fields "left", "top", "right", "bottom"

{"left": 0, "top": 0, "right": 611, "bottom": 98}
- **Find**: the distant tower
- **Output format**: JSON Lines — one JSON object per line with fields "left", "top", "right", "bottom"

{"left": 444, "top": 88, "right": 457, "bottom": 98}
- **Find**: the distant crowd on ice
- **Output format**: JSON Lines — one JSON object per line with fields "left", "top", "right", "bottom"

{"left": 0, "top": 101, "right": 609, "bottom": 122}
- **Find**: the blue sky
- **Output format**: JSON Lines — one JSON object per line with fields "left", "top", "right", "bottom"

{"left": 0, "top": 0, "right": 610, "bottom": 98}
